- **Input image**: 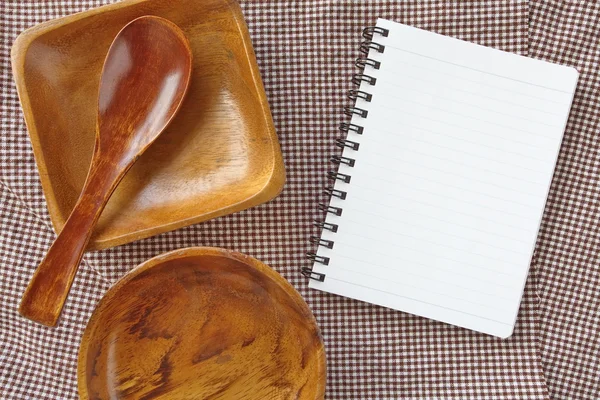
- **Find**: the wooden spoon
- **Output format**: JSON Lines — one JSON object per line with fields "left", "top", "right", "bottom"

{"left": 19, "top": 16, "right": 193, "bottom": 327}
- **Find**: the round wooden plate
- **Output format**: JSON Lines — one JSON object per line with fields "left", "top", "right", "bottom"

{"left": 78, "top": 247, "right": 326, "bottom": 399}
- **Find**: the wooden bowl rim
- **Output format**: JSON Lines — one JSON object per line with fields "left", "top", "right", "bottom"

{"left": 77, "top": 246, "right": 326, "bottom": 399}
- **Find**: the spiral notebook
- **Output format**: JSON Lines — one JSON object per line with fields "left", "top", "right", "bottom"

{"left": 303, "top": 19, "right": 578, "bottom": 338}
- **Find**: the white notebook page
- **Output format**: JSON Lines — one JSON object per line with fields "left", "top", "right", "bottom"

{"left": 309, "top": 19, "right": 578, "bottom": 338}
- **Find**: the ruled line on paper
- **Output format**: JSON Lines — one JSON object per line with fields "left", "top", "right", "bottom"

{"left": 345, "top": 179, "right": 534, "bottom": 220}
{"left": 333, "top": 253, "right": 515, "bottom": 301}
{"left": 362, "top": 126, "right": 549, "bottom": 174}
{"left": 359, "top": 158, "right": 544, "bottom": 198}
{"left": 376, "top": 85, "right": 559, "bottom": 127}
{"left": 332, "top": 241, "right": 520, "bottom": 290}
{"left": 321, "top": 266, "right": 514, "bottom": 320}
{"left": 342, "top": 174, "right": 539, "bottom": 217}
{"left": 327, "top": 258, "right": 514, "bottom": 309}
{"left": 377, "top": 99, "right": 558, "bottom": 140}
{"left": 346, "top": 185, "right": 534, "bottom": 228}
{"left": 364, "top": 145, "right": 547, "bottom": 185}
{"left": 376, "top": 58, "right": 570, "bottom": 109}
{"left": 333, "top": 252, "right": 515, "bottom": 292}
{"left": 328, "top": 240, "right": 523, "bottom": 278}
{"left": 378, "top": 69, "right": 565, "bottom": 114}
{"left": 348, "top": 167, "right": 541, "bottom": 209}
{"left": 322, "top": 276, "right": 512, "bottom": 326}
{"left": 376, "top": 58, "right": 572, "bottom": 113}
{"left": 383, "top": 45, "right": 571, "bottom": 94}
{"left": 339, "top": 229, "right": 527, "bottom": 264}
{"left": 339, "top": 209, "right": 530, "bottom": 257}
{"left": 343, "top": 197, "right": 532, "bottom": 242}
{"left": 368, "top": 107, "right": 555, "bottom": 149}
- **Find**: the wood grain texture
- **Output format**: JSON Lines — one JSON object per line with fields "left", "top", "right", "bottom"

{"left": 11, "top": 0, "right": 286, "bottom": 250}
{"left": 18, "top": 16, "right": 193, "bottom": 327}
{"left": 78, "top": 247, "right": 326, "bottom": 399}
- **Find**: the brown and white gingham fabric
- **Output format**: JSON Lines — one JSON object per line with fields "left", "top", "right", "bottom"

{"left": 1, "top": 1, "right": 599, "bottom": 399}
{"left": 529, "top": 1, "right": 600, "bottom": 398}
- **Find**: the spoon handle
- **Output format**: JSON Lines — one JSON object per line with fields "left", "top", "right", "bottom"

{"left": 19, "top": 160, "right": 119, "bottom": 326}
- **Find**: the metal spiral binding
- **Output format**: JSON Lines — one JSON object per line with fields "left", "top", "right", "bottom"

{"left": 336, "top": 138, "right": 360, "bottom": 151}
{"left": 301, "top": 267, "right": 326, "bottom": 282}
{"left": 331, "top": 155, "right": 356, "bottom": 167}
{"left": 348, "top": 89, "right": 373, "bottom": 102}
{"left": 314, "top": 219, "right": 339, "bottom": 232}
{"left": 352, "top": 73, "right": 377, "bottom": 86}
{"left": 359, "top": 41, "right": 385, "bottom": 55}
{"left": 327, "top": 171, "right": 351, "bottom": 183}
{"left": 362, "top": 26, "right": 390, "bottom": 40}
{"left": 318, "top": 203, "right": 343, "bottom": 216}
{"left": 355, "top": 57, "right": 381, "bottom": 70}
{"left": 323, "top": 187, "right": 347, "bottom": 199}
{"left": 344, "top": 106, "right": 368, "bottom": 118}
{"left": 340, "top": 122, "right": 364, "bottom": 135}
{"left": 307, "top": 253, "right": 330, "bottom": 265}
{"left": 310, "top": 236, "right": 334, "bottom": 249}
{"left": 304, "top": 25, "right": 388, "bottom": 282}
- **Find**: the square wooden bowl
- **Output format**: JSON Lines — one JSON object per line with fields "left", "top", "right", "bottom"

{"left": 11, "top": 0, "right": 285, "bottom": 250}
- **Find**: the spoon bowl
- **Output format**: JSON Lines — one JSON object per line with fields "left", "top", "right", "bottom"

{"left": 19, "top": 16, "right": 193, "bottom": 327}
{"left": 97, "top": 17, "right": 192, "bottom": 161}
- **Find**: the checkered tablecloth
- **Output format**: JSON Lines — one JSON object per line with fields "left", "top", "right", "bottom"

{"left": 1, "top": 1, "right": 599, "bottom": 399}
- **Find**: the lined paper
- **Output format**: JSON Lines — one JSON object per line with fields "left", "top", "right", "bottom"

{"left": 310, "top": 19, "right": 578, "bottom": 338}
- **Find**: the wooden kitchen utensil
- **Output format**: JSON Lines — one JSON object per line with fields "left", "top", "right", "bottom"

{"left": 78, "top": 247, "right": 326, "bottom": 399}
{"left": 11, "top": 0, "right": 286, "bottom": 251}
{"left": 19, "top": 16, "right": 193, "bottom": 327}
